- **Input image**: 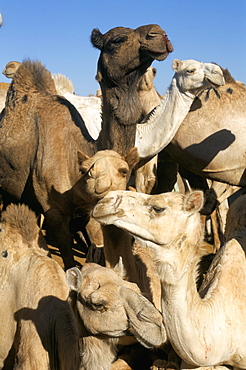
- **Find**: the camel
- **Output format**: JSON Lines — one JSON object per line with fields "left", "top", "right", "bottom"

{"left": 0, "top": 203, "right": 80, "bottom": 369}
{"left": 0, "top": 23, "right": 172, "bottom": 269}
{"left": 2, "top": 60, "right": 21, "bottom": 78}
{"left": 136, "top": 63, "right": 246, "bottom": 187}
{"left": 93, "top": 189, "right": 246, "bottom": 369}
{"left": 66, "top": 263, "right": 165, "bottom": 370}
{"left": 91, "top": 24, "right": 173, "bottom": 155}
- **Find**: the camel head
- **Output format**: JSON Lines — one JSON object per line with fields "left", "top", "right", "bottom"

{"left": 93, "top": 190, "right": 204, "bottom": 248}
{"left": 66, "top": 262, "right": 140, "bottom": 336}
{"left": 91, "top": 24, "right": 172, "bottom": 88}
{"left": 2, "top": 61, "right": 21, "bottom": 79}
{"left": 66, "top": 263, "right": 166, "bottom": 347}
{"left": 74, "top": 148, "right": 139, "bottom": 204}
{"left": 172, "top": 59, "right": 225, "bottom": 95}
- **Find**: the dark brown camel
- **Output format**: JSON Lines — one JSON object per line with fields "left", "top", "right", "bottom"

{"left": 0, "top": 24, "right": 172, "bottom": 270}
{"left": 91, "top": 24, "right": 173, "bottom": 155}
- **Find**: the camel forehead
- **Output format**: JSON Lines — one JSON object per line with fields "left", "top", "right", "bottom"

{"left": 102, "top": 26, "right": 134, "bottom": 43}
{"left": 82, "top": 150, "right": 127, "bottom": 168}
{"left": 82, "top": 263, "right": 122, "bottom": 285}
{"left": 181, "top": 60, "right": 203, "bottom": 70}
{"left": 148, "top": 192, "right": 184, "bottom": 206}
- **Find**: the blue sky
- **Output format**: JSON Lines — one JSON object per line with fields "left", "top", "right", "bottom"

{"left": 0, "top": 1, "right": 245, "bottom": 96}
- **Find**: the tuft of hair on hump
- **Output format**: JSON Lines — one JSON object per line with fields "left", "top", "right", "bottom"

{"left": 1, "top": 203, "right": 40, "bottom": 247}
{"left": 17, "top": 59, "right": 57, "bottom": 95}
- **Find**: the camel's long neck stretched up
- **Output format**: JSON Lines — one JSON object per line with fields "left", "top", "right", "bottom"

{"left": 135, "top": 78, "right": 195, "bottom": 159}
{"left": 156, "top": 237, "right": 246, "bottom": 367}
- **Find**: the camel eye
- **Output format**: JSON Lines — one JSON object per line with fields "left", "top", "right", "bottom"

{"left": 112, "top": 36, "right": 128, "bottom": 44}
{"left": 79, "top": 167, "right": 87, "bottom": 175}
{"left": 2, "top": 250, "right": 8, "bottom": 258}
{"left": 152, "top": 206, "right": 165, "bottom": 214}
{"left": 119, "top": 168, "right": 128, "bottom": 177}
{"left": 186, "top": 69, "right": 195, "bottom": 74}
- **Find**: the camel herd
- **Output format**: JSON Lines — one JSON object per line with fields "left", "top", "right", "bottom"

{"left": 0, "top": 23, "right": 246, "bottom": 370}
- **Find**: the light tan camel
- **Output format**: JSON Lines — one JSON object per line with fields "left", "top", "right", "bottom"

{"left": 136, "top": 62, "right": 246, "bottom": 187}
{"left": 93, "top": 189, "right": 246, "bottom": 369}
{"left": 51, "top": 148, "right": 139, "bottom": 258}
{"left": 0, "top": 203, "right": 80, "bottom": 369}
{"left": 66, "top": 263, "right": 165, "bottom": 370}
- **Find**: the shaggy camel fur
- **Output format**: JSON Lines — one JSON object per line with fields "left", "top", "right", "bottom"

{"left": 66, "top": 263, "right": 165, "bottom": 370}
{"left": 142, "top": 64, "right": 246, "bottom": 187}
{"left": 93, "top": 189, "right": 246, "bottom": 369}
{"left": 91, "top": 24, "right": 173, "bottom": 155}
{"left": 0, "top": 203, "right": 80, "bottom": 369}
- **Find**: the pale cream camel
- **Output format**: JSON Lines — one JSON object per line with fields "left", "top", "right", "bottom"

{"left": 66, "top": 263, "right": 165, "bottom": 370}
{"left": 93, "top": 189, "right": 246, "bottom": 369}
{"left": 135, "top": 59, "right": 225, "bottom": 158}
{"left": 136, "top": 61, "right": 245, "bottom": 187}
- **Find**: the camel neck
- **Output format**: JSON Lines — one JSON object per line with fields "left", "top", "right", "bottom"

{"left": 97, "top": 85, "right": 142, "bottom": 155}
{"left": 135, "top": 78, "right": 195, "bottom": 158}
{"left": 158, "top": 238, "right": 245, "bottom": 367}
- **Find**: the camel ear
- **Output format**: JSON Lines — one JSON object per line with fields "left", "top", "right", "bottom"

{"left": 125, "top": 147, "right": 140, "bottom": 171}
{"left": 172, "top": 59, "right": 182, "bottom": 72}
{"left": 77, "top": 150, "right": 89, "bottom": 167}
{"left": 183, "top": 191, "right": 204, "bottom": 213}
{"left": 114, "top": 256, "right": 127, "bottom": 280}
{"left": 91, "top": 28, "right": 104, "bottom": 50}
{"left": 66, "top": 267, "right": 82, "bottom": 291}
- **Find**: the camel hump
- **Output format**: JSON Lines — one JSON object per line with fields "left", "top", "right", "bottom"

{"left": 11, "top": 59, "right": 57, "bottom": 95}
{"left": 1, "top": 203, "right": 40, "bottom": 247}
